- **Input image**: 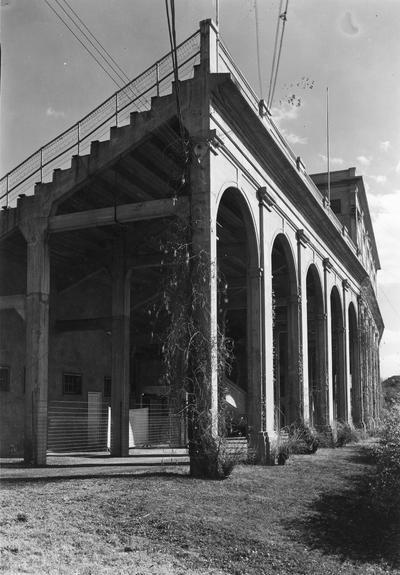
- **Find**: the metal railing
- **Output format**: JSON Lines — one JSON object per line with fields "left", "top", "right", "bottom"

{"left": 47, "top": 400, "right": 109, "bottom": 453}
{"left": 0, "top": 30, "right": 201, "bottom": 208}
{"left": 129, "top": 403, "right": 188, "bottom": 448}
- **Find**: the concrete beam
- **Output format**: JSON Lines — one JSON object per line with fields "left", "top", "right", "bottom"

{"left": 0, "top": 294, "right": 26, "bottom": 320}
{"left": 48, "top": 197, "right": 189, "bottom": 233}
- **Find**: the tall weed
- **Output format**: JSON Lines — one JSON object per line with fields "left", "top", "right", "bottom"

{"left": 370, "top": 406, "right": 400, "bottom": 517}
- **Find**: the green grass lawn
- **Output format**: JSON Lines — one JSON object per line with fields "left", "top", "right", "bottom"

{"left": 1, "top": 442, "right": 399, "bottom": 574}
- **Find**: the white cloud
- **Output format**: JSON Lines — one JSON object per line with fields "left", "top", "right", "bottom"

{"left": 271, "top": 102, "right": 300, "bottom": 125}
{"left": 357, "top": 155, "right": 371, "bottom": 166}
{"left": 46, "top": 106, "right": 65, "bottom": 119}
{"left": 396, "top": 160, "right": 400, "bottom": 173}
{"left": 370, "top": 190, "right": 400, "bottom": 284}
{"left": 380, "top": 141, "right": 391, "bottom": 152}
{"left": 318, "top": 153, "right": 344, "bottom": 166}
{"left": 281, "top": 130, "right": 307, "bottom": 145}
{"left": 379, "top": 329, "right": 400, "bottom": 378}
{"left": 369, "top": 175, "right": 387, "bottom": 184}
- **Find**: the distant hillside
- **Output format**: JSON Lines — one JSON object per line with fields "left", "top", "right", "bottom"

{"left": 381, "top": 376, "right": 400, "bottom": 407}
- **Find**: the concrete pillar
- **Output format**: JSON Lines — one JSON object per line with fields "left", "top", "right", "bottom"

{"left": 110, "top": 231, "right": 131, "bottom": 457}
{"left": 296, "top": 230, "right": 309, "bottom": 423}
{"left": 323, "top": 259, "right": 333, "bottom": 426}
{"left": 23, "top": 220, "right": 50, "bottom": 465}
{"left": 257, "top": 188, "right": 275, "bottom": 437}
{"left": 357, "top": 297, "right": 366, "bottom": 428}
{"left": 316, "top": 313, "right": 328, "bottom": 427}
{"left": 246, "top": 266, "right": 263, "bottom": 442}
{"left": 183, "top": 19, "right": 219, "bottom": 441}
{"left": 342, "top": 280, "right": 350, "bottom": 423}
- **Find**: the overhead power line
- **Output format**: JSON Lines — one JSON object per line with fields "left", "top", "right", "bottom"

{"left": 254, "top": 0, "right": 263, "bottom": 98}
{"left": 59, "top": 0, "right": 131, "bottom": 84}
{"left": 267, "top": 0, "right": 289, "bottom": 110}
{"left": 43, "top": 0, "right": 149, "bottom": 112}
{"left": 165, "top": 0, "right": 188, "bottom": 166}
{"left": 44, "top": 0, "right": 125, "bottom": 89}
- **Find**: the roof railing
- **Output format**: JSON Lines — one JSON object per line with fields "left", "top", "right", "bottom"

{"left": 0, "top": 30, "right": 201, "bottom": 208}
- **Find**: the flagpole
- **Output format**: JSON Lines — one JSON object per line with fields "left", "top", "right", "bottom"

{"left": 326, "top": 86, "right": 331, "bottom": 206}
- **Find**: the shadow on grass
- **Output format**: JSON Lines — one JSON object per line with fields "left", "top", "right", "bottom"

{"left": 0, "top": 470, "right": 192, "bottom": 485}
{"left": 285, "top": 453, "right": 400, "bottom": 568}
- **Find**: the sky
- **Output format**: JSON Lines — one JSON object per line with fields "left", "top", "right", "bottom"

{"left": 0, "top": 0, "right": 399, "bottom": 378}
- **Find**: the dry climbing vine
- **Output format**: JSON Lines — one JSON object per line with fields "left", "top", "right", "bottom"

{"left": 148, "top": 220, "right": 235, "bottom": 478}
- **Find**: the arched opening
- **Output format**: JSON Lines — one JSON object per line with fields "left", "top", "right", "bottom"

{"left": 348, "top": 302, "right": 360, "bottom": 425}
{"left": 306, "top": 265, "right": 325, "bottom": 427}
{"left": 271, "top": 234, "right": 299, "bottom": 429}
{"left": 330, "top": 287, "right": 345, "bottom": 421}
{"left": 216, "top": 188, "right": 261, "bottom": 439}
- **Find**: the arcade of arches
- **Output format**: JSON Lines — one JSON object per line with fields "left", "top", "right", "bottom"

{"left": 214, "top": 189, "right": 380, "bottom": 439}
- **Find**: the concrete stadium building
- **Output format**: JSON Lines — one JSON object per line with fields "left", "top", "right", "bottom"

{"left": 0, "top": 21, "right": 383, "bottom": 464}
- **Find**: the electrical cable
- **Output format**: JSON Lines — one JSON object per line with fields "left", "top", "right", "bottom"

{"left": 44, "top": 0, "right": 148, "bottom": 111}
{"left": 269, "top": 0, "right": 289, "bottom": 110}
{"left": 58, "top": 0, "right": 131, "bottom": 85}
{"left": 254, "top": 0, "right": 263, "bottom": 98}
{"left": 44, "top": 0, "right": 124, "bottom": 89}
{"left": 266, "top": 0, "right": 283, "bottom": 110}
{"left": 45, "top": 0, "right": 190, "bottom": 197}
{"left": 53, "top": 0, "right": 128, "bottom": 87}
{"left": 165, "top": 0, "right": 188, "bottom": 170}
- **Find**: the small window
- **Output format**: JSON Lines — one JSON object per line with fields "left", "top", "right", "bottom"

{"left": 63, "top": 373, "right": 82, "bottom": 395}
{"left": 104, "top": 376, "right": 111, "bottom": 398}
{"left": 330, "top": 199, "right": 342, "bottom": 214}
{"left": 0, "top": 366, "right": 10, "bottom": 391}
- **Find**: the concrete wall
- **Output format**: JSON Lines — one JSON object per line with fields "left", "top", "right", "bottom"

{"left": 0, "top": 310, "right": 25, "bottom": 456}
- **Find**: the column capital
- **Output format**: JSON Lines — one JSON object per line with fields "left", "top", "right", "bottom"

{"left": 257, "top": 186, "right": 276, "bottom": 211}
{"left": 342, "top": 279, "right": 350, "bottom": 291}
{"left": 323, "top": 257, "right": 333, "bottom": 272}
{"left": 296, "top": 229, "right": 309, "bottom": 247}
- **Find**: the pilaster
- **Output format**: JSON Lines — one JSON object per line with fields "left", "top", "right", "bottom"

{"left": 20, "top": 209, "right": 50, "bottom": 465}
{"left": 323, "top": 258, "right": 333, "bottom": 426}
{"left": 342, "top": 279, "right": 350, "bottom": 423}
{"left": 296, "top": 230, "right": 309, "bottom": 423}
{"left": 110, "top": 230, "right": 131, "bottom": 456}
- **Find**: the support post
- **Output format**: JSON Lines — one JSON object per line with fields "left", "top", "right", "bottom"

{"left": 110, "top": 230, "right": 131, "bottom": 457}
{"left": 23, "top": 220, "right": 50, "bottom": 465}
{"left": 323, "top": 259, "right": 333, "bottom": 427}
{"left": 296, "top": 230, "right": 309, "bottom": 423}
{"left": 342, "top": 280, "right": 350, "bottom": 423}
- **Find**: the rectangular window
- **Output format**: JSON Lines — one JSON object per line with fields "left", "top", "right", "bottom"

{"left": 63, "top": 373, "right": 82, "bottom": 395}
{"left": 104, "top": 376, "right": 111, "bottom": 398}
{"left": 0, "top": 366, "right": 10, "bottom": 391}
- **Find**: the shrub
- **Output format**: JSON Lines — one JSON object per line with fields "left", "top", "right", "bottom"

{"left": 370, "top": 406, "right": 400, "bottom": 517}
{"left": 335, "top": 421, "right": 360, "bottom": 447}
{"left": 189, "top": 435, "right": 240, "bottom": 479}
{"left": 269, "top": 439, "right": 290, "bottom": 465}
{"left": 284, "top": 422, "right": 320, "bottom": 455}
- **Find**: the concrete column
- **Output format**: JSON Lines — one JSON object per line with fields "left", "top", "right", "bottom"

{"left": 316, "top": 313, "right": 328, "bottom": 427}
{"left": 23, "top": 221, "right": 50, "bottom": 465}
{"left": 111, "top": 231, "right": 131, "bottom": 457}
{"left": 342, "top": 280, "right": 350, "bottom": 423}
{"left": 257, "top": 188, "right": 275, "bottom": 438}
{"left": 363, "top": 317, "right": 372, "bottom": 427}
{"left": 323, "top": 259, "right": 333, "bottom": 426}
{"left": 357, "top": 297, "right": 366, "bottom": 428}
{"left": 190, "top": 140, "right": 218, "bottom": 437}
{"left": 296, "top": 230, "right": 309, "bottom": 423}
{"left": 246, "top": 266, "right": 262, "bottom": 441}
